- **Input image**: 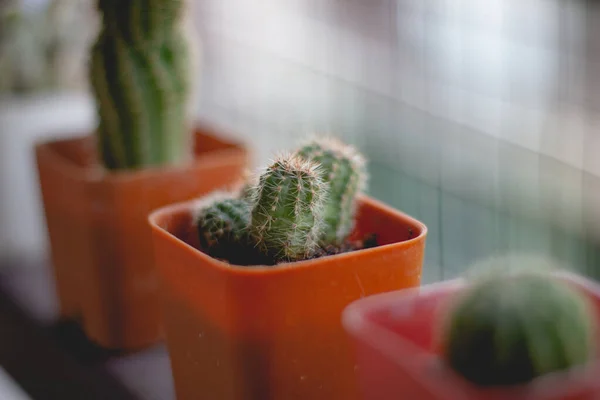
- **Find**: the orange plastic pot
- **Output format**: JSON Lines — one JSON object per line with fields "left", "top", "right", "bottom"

{"left": 35, "top": 124, "right": 249, "bottom": 350}
{"left": 149, "top": 195, "right": 427, "bottom": 400}
{"left": 342, "top": 271, "right": 600, "bottom": 400}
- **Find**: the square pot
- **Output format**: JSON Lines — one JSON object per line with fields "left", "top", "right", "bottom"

{"left": 149, "top": 195, "right": 427, "bottom": 400}
{"left": 35, "top": 123, "right": 249, "bottom": 349}
{"left": 342, "top": 271, "right": 600, "bottom": 400}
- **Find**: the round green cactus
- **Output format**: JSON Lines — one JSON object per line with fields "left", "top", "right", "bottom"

{"left": 295, "top": 137, "right": 367, "bottom": 245}
{"left": 249, "top": 154, "right": 328, "bottom": 263}
{"left": 196, "top": 197, "right": 250, "bottom": 249}
{"left": 90, "top": 0, "right": 193, "bottom": 170}
{"left": 195, "top": 194, "right": 251, "bottom": 260}
{"left": 442, "top": 272, "right": 597, "bottom": 387}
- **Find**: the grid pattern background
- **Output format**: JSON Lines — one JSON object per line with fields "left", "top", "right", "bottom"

{"left": 191, "top": 0, "right": 600, "bottom": 283}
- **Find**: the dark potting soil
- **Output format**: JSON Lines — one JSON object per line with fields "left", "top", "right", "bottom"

{"left": 198, "top": 233, "right": 380, "bottom": 267}
{"left": 309, "top": 233, "right": 379, "bottom": 259}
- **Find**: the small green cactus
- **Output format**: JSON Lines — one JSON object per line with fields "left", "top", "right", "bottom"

{"left": 295, "top": 137, "right": 367, "bottom": 244}
{"left": 192, "top": 137, "right": 369, "bottom": 266}
{"left": 442, "top": 272, "right": 596, "bottom": 387}
{"left": 249, "top": 154, "right": 328, "bottom": 263}
{"left": 195, "top": 193, "right": 251, "bottom": 259}
{"left": 90, "top": 0, "right": 193, "bottom": 170}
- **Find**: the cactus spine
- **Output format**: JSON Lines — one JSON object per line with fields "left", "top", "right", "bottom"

{"left": 442, "top": 272, "right": 596, "bottom": 386}
{"left": 295, "top": 137, "right": 367, "bottom": 244}
{"left": 90, "top": 0, "right": 192, "bottom": 170}
{"left": 249, "top": 154, "right": 327, "bottom": 262}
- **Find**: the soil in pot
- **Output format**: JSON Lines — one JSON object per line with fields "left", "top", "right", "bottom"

{"left": 188, "top": 226, "right": 383, "bottom": 267}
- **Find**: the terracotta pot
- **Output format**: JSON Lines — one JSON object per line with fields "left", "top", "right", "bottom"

{"left": 342, "top": 271, "right": 600, "bottom": 400}
{"left": 35, "top": 124, "right": 249, "bottom": 350}
{"left": 149, "top": 195, "right": 427, "bottom": 400}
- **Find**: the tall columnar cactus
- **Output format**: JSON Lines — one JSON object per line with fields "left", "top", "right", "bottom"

{"left": 249, "top": 154, "right": 328, "bottom": 263}
{"left": 442, "top": 272, "right": 596, "bottom": 386}
{"left": 295, "top": 137, "right": 367, "bottom": 244}
{"left": 90, "top": 0, "right": 193, "bottom": 170}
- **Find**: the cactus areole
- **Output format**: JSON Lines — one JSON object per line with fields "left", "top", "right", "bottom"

{"left": 441, "top": 272, "right": 597, "bottom": 387}
{"left": 90, "top": 0, "right": 192, "bottom": 170}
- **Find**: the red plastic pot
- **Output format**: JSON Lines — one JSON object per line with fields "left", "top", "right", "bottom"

{"left": 149, "top": 195, "right": 427, "bottom": 400}
{"left": 342, "top": 271, "right": 600, "bottom": 400}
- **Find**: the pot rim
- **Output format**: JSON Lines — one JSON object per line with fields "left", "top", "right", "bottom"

{"left": 34, "top": 121, "right": 249, "bottom": 183}
{"left": 148, "top": 194, "right": 428, "bottom": 275}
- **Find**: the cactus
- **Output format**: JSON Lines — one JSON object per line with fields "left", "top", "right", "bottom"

{"left": 195, "top": 193, "right": 251, "bottom": 260}
{"left": 90, "top": 0, "right": 193, "bottom": 170}
{"left": 249, "top": 154, "right": 328, "bottom": 263}
{"left": 442, "top": 272, "right": 596, "bottom": 387}
{"left": 295, "top": 137, "right": 367, "bottom": 244}
{"left": 464, "top": 253, "right": 559, "bottom": 281}
{"left": 196, "top": 197, "right": 250, "bottom": 249}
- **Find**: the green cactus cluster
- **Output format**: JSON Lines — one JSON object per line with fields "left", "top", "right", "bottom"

{"left": 194, "top": 136, "right": 369, "bottom": 265}
{"left": 442, "top": 271, "right": 597, "bottom": 387}
{"left": 90, "top": 0, "right": 192, "bottom": 170}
